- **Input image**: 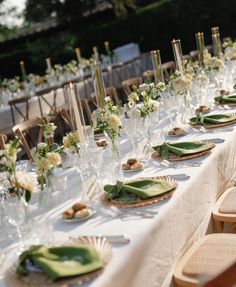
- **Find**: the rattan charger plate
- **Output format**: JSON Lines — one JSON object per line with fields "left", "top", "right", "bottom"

{"left": 151, "top": 142, "right": 215, "bottom": 162}
{"left": 100, "top": 176, "right": 177, "bottom": 208}
{"left": 5, "top": 236, "right": 112, "bottom": 287}
{"left": 189, "top": 119, "right": 236, "bottom": 129}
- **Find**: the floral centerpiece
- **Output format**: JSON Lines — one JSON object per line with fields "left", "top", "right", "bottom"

{"left": 31, "top": 120, "right": 62, "bottom": 191}
{"left": 93, "top": 97, "right": 122, "bottom": 160}
{"left": 0, "top": 139, "right": 38, "bottom": 203}
{"left": 169, "top": 71, "right": 192, "bottom": 96}
{"left": 203, "top": 50, "right": 224, "bottom": 72}
{"left": 128, "top": 82, "right": 165, "bottom": 118}
{"left": 63, "top": 131, "right": 80, "bottom": 153}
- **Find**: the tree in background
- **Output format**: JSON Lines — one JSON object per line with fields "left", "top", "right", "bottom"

{"left": 113, "top": 0, "right": 136, "bottom": 17}
{"left": 24, "top": 0, "right": 137, "bottom": 24}
{"left": 0, "top": 0, "right": 22, "bottom": 42}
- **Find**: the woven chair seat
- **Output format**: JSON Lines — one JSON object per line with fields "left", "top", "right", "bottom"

{"left": 183, "top": 234, "right": 236, "bottom": 277}
{"left": 219, "top": 187, "right": 236, "bottom": 214}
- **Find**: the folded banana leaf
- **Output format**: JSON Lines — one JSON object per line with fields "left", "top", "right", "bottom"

{"left": 153, "top": 141, "right": 213, "bottom": 159}
{"left": 104, "top": 179, "right": 174, "bottom": 203}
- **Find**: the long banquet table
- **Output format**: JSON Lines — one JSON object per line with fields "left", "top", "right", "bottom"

{"left": 0, "top": 55, "right": 152, "bottom": 133}
{"left": 1, "top": 105, "right": 236, "bottom": 287}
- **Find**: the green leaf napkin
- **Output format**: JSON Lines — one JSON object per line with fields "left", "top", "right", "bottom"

{"left": 190, "top": 113, "right": 236, "bottom": 125}
{"left": 152, "top": 141, "right": 213, "bottom": 159}
{"left": 214, "top": 95, "right": 236, "bottom": 104}
{"left": 17, "top": 244, "right": 103, "bottom": 281}
{"left": 104, "top": 179, "right": 174, "bottom": 203}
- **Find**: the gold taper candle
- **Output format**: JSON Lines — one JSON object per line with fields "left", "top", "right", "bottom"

{"left": 19, "top": 60, "right": 27, "bottom": 80}
{"left": 151, "top": 50, "right": 164, "bottom": 83}
{"left": 93, "top": 62, "right": 106, "bottom": 109}
{"left": 172, "top": 39, "right": 184, "bottom": 77}
{"left": 211, "top": 26, "right": 219, "bottom": 35}
{"left": 75, "top": 48, "right": 81, "bottom": 62}
{"left": 212, "top": 33, "right": 222, "bottom": 58}
{"left": 74, "top": 84, "right": 86, "bottom": 126}
{"left": 211, "top": 27, "right": 222, "bottom": 58}
{"left": 195, "top": 32, "right": 205, "bottom": 67}
{"left": 69, "top": 83, "right": 85, "bottom": 144}
{"left": 46, "top": 58, "right": 52, "bottom": 72}
{"left": 93, "top": 46, "right": 99, "bottom": 62}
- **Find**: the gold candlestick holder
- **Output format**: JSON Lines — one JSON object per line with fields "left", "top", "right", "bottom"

{"left": 151, "top": 50, "right": 164, "bottom": 83}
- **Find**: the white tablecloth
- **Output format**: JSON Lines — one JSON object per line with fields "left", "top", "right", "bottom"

{"left": 1, "top": 110, "right": 236, "bottom": 287}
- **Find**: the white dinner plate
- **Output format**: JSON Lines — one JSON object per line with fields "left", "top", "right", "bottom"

{"left": 62, "top": 208, "right": 96, "bottom": 223}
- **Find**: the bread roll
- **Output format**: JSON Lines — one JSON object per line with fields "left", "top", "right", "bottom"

{"left": 63, "top": 208, "right": 74, "bottom": 219}
{"left": 74, "top": 208, "right": 90, "bottom": 219}
{"left": 127, "top": 158, "right": 138, "bottom": 165}
{"left": 122, "top": 163, "right": 131, "bottom": 170}
{"left": 72, "top": 202, "right": 87, "bottom": 212}
{"left": 130, "top": 162, "right": 143, "bottom": 170}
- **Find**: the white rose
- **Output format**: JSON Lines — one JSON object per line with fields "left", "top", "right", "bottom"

{"left": 37, "top": 142, "right": 47, "bottom": 150}
{"left": 46, "top": 152, "right": 61, "bottom": 167}
{"left": 104, "top": 96, "right": 111, "bottom": 103}
{"left": 11, "top": 171, "right": 38, "bottom": 193}
{"left": 107, "top": 114, "right": 121, "bottom": 132}
{"left": 37, "top": 157, "right": 52, "bottom": 174}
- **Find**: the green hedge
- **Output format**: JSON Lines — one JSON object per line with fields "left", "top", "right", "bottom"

{"left": 1, "top": 0, "right": 236, "bottom": 78}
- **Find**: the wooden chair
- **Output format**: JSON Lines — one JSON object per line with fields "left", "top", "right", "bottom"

{"left": 0, "top": 134, "right": 7, "bottom": 149}
{"left": 143, "top": 70, "right": 155, "bottom": 82}
{"left": 59, "top": 98, "right": 92, "bottom": 130}
{"left": 91, "top": 87, "right": 120, "bottom": 106}
{"left": 205, "top": 45, "right": 214, "bottom": 55}
{"left": 190, "top": 50, "right": 199, "bottom": 61}
{"left": 12, "top": 117, "right": 51, "bottom": 160}
{"left": 212, "top": 187, "right": 236, "bottom": 233}
{"left": 122, "top": 77, "right": 142, "bottom": 97}
{"left": 174, "top": 234, "right": 236, "bottom": 287}
{"left": 36, "top": 87, "right": 60, "bottom": 116}
{"left": 8, "top": 96, "right": 30, "bottom": 126}
{"left": 183, "top": 54, "right": 191, "bottom": 61}
{"left": 203, "top": 262, "right": 236, "bottom": 287}
{"left": 162, "top": 61, "right": 175, "bottom": 82}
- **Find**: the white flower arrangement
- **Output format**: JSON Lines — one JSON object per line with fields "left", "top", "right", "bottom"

{"left": 169, "top": 72, "right": 192, "bottom": 95}
{"left": 224, "top": 42, "right": 236, "bottom": 60}
{"left": 0, "top": 139, "right": 20, "bottom": 173}
{"left": 63, "top": 131, "right": 80, "bottom": 152}
{"left": 42, "top": 122, "right": 57, "bottom": 139}
{"left": 127, "top": 82, "right": 164, "bottom": 118}
{"left": 203, "top": 49, "right": 224, "bottom": 72}
{"left": 94, "top": 100, "right": 122, "bottom": 142}
{"left": 0, "top": 138, "right": 39, "bottom": 202}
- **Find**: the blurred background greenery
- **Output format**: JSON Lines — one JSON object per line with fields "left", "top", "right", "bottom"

{"left": 0, "top": 0, "right": 236, "bottom": 78}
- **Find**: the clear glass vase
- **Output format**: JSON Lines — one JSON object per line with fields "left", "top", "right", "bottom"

{"left": 39, "top": 171, "right": 54, "bottom": 209}
{"left": 104, "top": 133, "right": 123, "bottom": 184}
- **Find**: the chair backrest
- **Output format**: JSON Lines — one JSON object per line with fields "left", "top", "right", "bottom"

{"left": 205, "top": 44, "right": 214, "bottom": 55}
{"left": 37, "top": 87, "right": 60, "bottom": 116}
{"left": 12, "top": 117, "right": 50, "bottom": 160}
{"left": 60, "top": 98, "right": 92, "bottom": 130}
{"left": 183, "top": 54, "right": 191, "bottom": 61}
{"left": 142, "top": 70, "right": 155, "bottom": 82}
{"left": 190, "top": 50, "right": 199, "bottom": 61}
{"left": 8, "top": 96, "right": 30, "bottom": 126}
{"left": 162, "top": 61, "right": 175, "bottom": 82}
{"left": 122, "top": 77, "right": 142, "bottom": 97}
{"left": 91, "top": 87, "right": 120, "bottom": 106}
{"left": 0, "top": 134, "right": 7, "bottom": 149}
{"left": 59, "top": 107, "right": 74, "bottom": 129}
